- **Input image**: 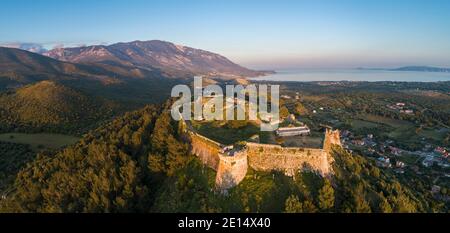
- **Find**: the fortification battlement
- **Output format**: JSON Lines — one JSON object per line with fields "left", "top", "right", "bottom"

{"left": 189, "top": 131, "right": 223, "bottom": 147}
{"left": 246, "top": 142, "right": 325, "bottom": 154}
{"left": 323, "top": 128, "right": 341, "bottom": 153}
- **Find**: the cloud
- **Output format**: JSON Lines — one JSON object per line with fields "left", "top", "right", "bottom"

{"left": 1, "top": 41, "right": 111, "bottom": 53}
{"left": 52, "top": 43, "right": 65, "bottom": 49}
{"left": 0, "top": 42, "right": 48, "bottom": 54}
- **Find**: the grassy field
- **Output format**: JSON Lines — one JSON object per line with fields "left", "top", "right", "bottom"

{"left": 350, "top": 119, "right": 379, "bottom": 129}
{"left": 359, "top": 114, "right": 413, "bottom": 128}
{"left": 418, "top": 128, "right": 449, "bottom": 141}
{"left": 282, "top": 135, "right": 323, "bottom": 148}
{"left": 397, "top": 153, "right": 421, "bottom": 165}
{"left": 0, "top": 133, "right": 80, "bottom": 151}
{"left": 355, "top": 114, "right": 414, "bottom": 139}
{"left": 352, "top": 114, "right": 448, "bottom": 144}
{"left": 191, "top": 121, "right": 260, "bottom": 145}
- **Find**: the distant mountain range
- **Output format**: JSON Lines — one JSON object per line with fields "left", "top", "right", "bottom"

{"left": 358, "top": 66, "right": 450, "bottom": 73}
{"left": 0, "top": 46, "right": 186, "bottom": 105}
{"left": 43, "top": 40, "right": 271, "bottom": 78}
{"left": 0, "top": 46, "right": 163, "bottom": 84}
{"left": 0, "top": 40, "right": 270, "bottom": 127}
{"left": 0, "top": 40, "right": 273, "bottom": 137}
{"left": 0, "top": 47, "right": 96, "bottom": 79}
{"left": 390, "top": 66, "right": 450, "bottom": 72}
{"left": 1, "top": 40, "right": 271, "bottom": 88}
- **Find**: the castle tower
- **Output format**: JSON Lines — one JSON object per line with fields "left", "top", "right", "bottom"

{"left": 215, "top": 150, "right": 248, "bottom": 190}
{"left": 323, "top": 128, "right": 342, "bottom": 153}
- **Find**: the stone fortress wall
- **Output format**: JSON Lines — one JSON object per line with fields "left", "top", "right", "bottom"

{"left": 189, "top": 131, "right": 222, "bottom": 170}
{"left": 185, "top": 120, "right": 341, "bottom": 190}
{"left": 246, "top": 143, "right": 331, "bottom": 177}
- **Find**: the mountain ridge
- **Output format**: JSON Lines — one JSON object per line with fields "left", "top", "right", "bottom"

{"left": 0, "top": 47, "right": 129, "bottom": 87}
{"left": 357, "top": 66, "right": 450, "bottom": 73}
{"left": 0, "top": 46, "right": 171, "bottom": 82}
{"left": 0, "top": 46, "right": 186, "bottom": 115}
{"left": 391, "top": 66, "right": 450, "bottom": 72}
{"left": 44, "top": 40, "right": 272, "bottom": 77}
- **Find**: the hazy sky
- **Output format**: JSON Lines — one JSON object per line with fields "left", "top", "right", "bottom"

{"left": 1, "top": 0, "right": 450, "bottom": 69}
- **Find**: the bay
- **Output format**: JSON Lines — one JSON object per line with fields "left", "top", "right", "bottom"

{"left": 251, "top": 69, "right": 450, "bottom": 82}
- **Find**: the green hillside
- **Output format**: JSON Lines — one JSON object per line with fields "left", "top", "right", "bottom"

{"left": 0, "top": 81, "right": 119, "bottom": 134}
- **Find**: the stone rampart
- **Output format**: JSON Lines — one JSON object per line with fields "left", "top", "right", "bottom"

{"left": 189, "top": 132, "right": 222, "bottom": 170}
{"left": 187, "top": 123, "right": 341, "bottom": 190}
{"left": 245, "top": 143, "right": 332, "bottom": 176}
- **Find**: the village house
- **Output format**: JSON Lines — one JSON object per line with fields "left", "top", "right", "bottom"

{"left": 352, "top": 139, "right": 365, "bottom": 146}
{"left": 377, "top": 157, "right": 392, "bottom": 168}
{"left": 431, "top": 185, "right": 441, "bottom": 194}
{"left": 396, "top": 161, "right": 406, "bottom": 168}
{"left": 341, "top": 130, "right": 352, "bottom": 138}
{"left": 400, "top": 109, "right": 414, "bottom": 114}
{"left": 433, "top": 147, "right": 450, "bottom": 160}
{"left": 435, "top": 147, "right": 447, "bottom": 154}
{"left": 389, "top": 146, "right": 402, "bottom": 156}
{"left": 422, "top": 156, "right": 436, "bottom": 167}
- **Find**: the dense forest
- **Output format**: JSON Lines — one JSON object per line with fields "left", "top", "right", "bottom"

{"left": 0, "top": 142, "right": 35, "bottom": 193}
{"left": 1, "top": 101, "right": 447, "bottom": 213}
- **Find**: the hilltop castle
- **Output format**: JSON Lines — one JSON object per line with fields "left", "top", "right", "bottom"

{"left": 185, "top": 122, "right": 341, "bottom": 190}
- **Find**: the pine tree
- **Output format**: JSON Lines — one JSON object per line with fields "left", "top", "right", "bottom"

{"left": 280, "top": 106, "right": 290, "bottom": 119}
{"left": 318, "top": 179, "right": 335, "bottom": 211}
{"left": 284, "top": 195, "right": 318, "bottom": 213}
{"left": 284, "top": 195, "right": 302, "bottom": 213}
{"left": 378, "top": 196, "right": 393, "bottom": 213}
